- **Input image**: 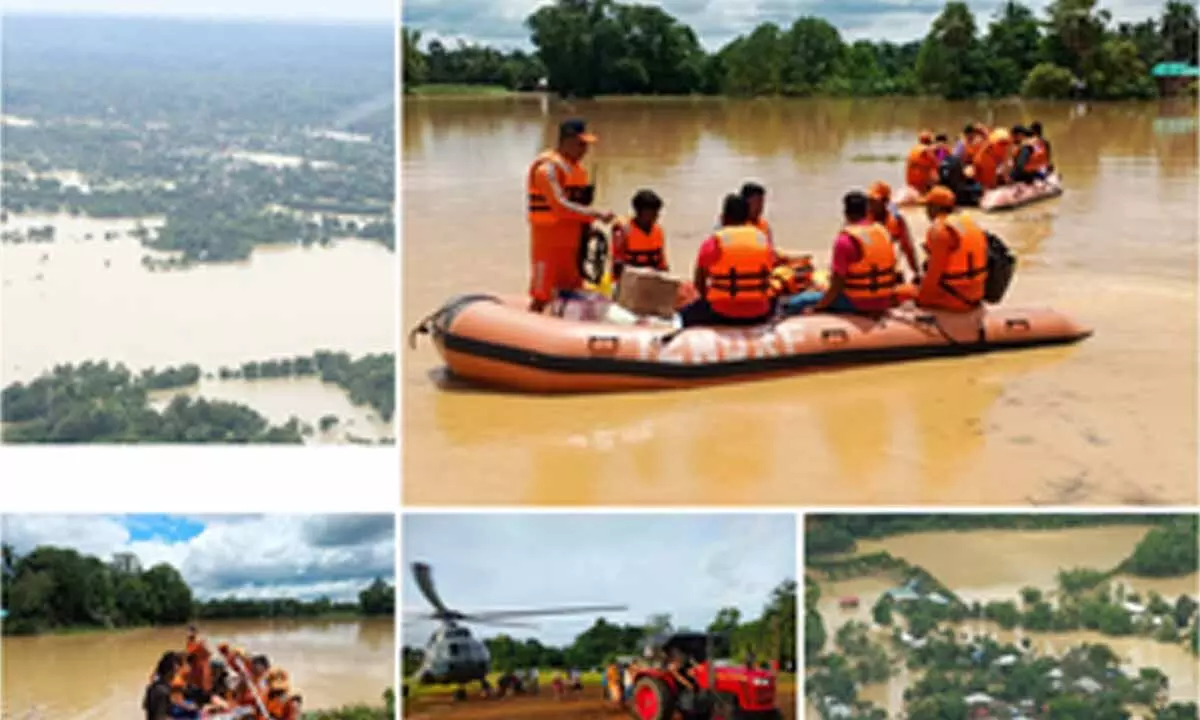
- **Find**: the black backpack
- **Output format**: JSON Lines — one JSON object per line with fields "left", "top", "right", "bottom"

{"left": 984, "top": 231, "right": 1016, "bottom": 303}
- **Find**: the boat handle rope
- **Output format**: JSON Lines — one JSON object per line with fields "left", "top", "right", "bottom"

{"left": 408, "top": 309, "right": 441, "bottom": 349}
{"left": 897, "top": 312, "right": 973, "bottom": 347}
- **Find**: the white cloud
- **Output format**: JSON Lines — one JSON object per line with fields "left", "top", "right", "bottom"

{"left": 401, "top": 513, "right": 796, "bottom": 647}
{"left": 1, "top": 514, "right": 396, "bottom": 602}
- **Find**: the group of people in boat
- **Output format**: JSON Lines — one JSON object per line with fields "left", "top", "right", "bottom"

{"left": 525, "top": 117, "right": 1009, "bottom": 328}
{"left": 905, "top": 121, "right": 1054, "bottom": 206}
{"left": 143, "top": 626, "right": 302, "bottom": 720}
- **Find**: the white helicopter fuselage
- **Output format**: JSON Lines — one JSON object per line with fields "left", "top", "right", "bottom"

{"left": 416, "top": 624, "right": 492, "bottom": 685}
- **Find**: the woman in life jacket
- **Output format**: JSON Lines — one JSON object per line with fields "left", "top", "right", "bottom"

{"left": 144, "top": 652, "right": 181, "bottom": 720}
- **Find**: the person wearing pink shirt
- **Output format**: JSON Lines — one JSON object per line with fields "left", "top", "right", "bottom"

{"left": 781, "top": 191, "right": 902, "bottom": 316}
{"left": 680, "top": 194, "right": 777, "bottom": 327}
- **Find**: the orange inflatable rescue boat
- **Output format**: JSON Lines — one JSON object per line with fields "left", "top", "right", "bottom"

{"left": 412, "top": 295, "right": 1092, "bottom": 394}
{"left": 893, "top": 172, "right": 1063, "bottom": 211}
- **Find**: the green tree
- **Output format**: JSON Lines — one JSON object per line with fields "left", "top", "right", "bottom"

{"left": 872, "top": 595, "right": 894, "bottom": 626}
{"left": 1160, "top": 0, "right": 1199, "bottom": 63}
{"left": 917, "top": 2, "right": 983, "bottom": 99}
{"left": 985, "top": 1, "right": 1044, "bottom": 95}
{"left": 401, "top": 28, "right": 427, "bottom": 87}
{"left": 359, "top": 577, "right": 396, "bottom": 616}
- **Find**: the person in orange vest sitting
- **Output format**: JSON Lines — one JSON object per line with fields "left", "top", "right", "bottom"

{"left": 781, "top": 191, "right": 901, "bottom": 316}
{"left": 263, "top": 669, "right": 298, "bottom": 719}
{"left": 905, "top": 131, "right": 939, "bottom": 194}
{"left": 969, "top": 128, "right": 1013, "bottom": 190}
{"left": 680, "top": 194, "right": 777, "bottom": 327}
{"left": 1008, "top": 125, "right": 1049, "bottom": 183}
{"left": 1029, "top": 121, "right": 1054, "bottom": 174}
{"left": 611, "top": 189, "right": 667, "bottom": 282}
{"left": 168, "top": 653, "right": 201, "bottom": 719}
{"left": 916, "top": 187, "right": 989, "bottom": 312}
{"left": 866, "top": 181, "right": 921, "bottom": 283}
{"left": 526, "top": 118, "right": 615, "bottom": 313}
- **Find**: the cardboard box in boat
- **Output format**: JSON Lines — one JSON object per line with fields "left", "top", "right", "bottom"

{"left": 616, "top": 266, "right": 682, "bottom": 319}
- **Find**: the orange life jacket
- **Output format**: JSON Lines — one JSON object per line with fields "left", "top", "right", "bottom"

{"left": 925, "top": 213, "right": 988, "bottom": 309}
{"left": 169, "top": 667, "right": 189, "bottom": 705}
{"left": 1022, "top": 138, "right": 1048, "bottom": 174}
{"left": 706, "top": 226, "right": 775, "bottom": 308}
{"left": 617, "top": 218, "right": 666, "bottom": 269}
{"left": 526, "top": 150, "right": 591, "bottom": 226}
{"left": 905, "top": 144, "right": 937, "bottom": 190}
{"left": 841, "top": 223, "right": 899, "bottom": 304}
{"left": 265, "top": 692, "right": 290, "bottom": 720}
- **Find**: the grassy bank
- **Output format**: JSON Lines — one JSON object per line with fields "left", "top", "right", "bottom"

{"left": 405, "top": 669, "right": 604, "bottom": 697}
{"left": 405, "top": 669, "right": 796, "bottom": 697}
{"left": 304, "top": 690, "right": 393, "bottom": 720}
{"left": 406, "top": 83, "right": 518, "bottom": 97}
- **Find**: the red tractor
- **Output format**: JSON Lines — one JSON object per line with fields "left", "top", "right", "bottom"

{"left": 628, "top": 632, "right": 782, "bottom": 720}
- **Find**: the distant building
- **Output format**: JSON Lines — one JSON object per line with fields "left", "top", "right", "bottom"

{"left": 838, "top": 596, "right": 860, "bottom": 609}
{"left": 886, "top": 586, "right": 921, "bottom": 602}
{"left": 1074, "top": 676, "right": 1103, "bottom": 694}
{"left": 1151, "top": 62, "right": 1200, "bottom": 96}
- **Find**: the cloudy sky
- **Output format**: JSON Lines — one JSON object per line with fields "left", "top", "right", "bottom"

{"left": 1, "top": 514, "right": 396, "bottom": 602}
{"left": 404, "top": 0, "right": 1171, "bottom": 50}
{"left": 2, "top": 0, "right": 391, "bottom": 22}
{"left": 402, "top": 513, "right": 796, "bottom": 647}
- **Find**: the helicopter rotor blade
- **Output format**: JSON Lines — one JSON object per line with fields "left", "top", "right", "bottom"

{"left": 411, "top": 562, "right": 455, "bottom": 617}
{"left": 469, "top": 618, "right": 541, "bottom": 629}
{"left": 465, "top": 604, "right": 629, "bottom": 621}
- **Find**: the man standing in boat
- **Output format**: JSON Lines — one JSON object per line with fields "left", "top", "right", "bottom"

{"left": 525, "top": 118, "right": 615, "bottom": 313}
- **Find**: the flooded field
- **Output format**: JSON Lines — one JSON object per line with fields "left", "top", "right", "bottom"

{"left": 402, "top": 97, "right": 1197, "bottom": 506}
{"left": 0, "top": 617, "right": 395, "bottom": 719}
{"left": 1, "top": 214, "right": 395, "bottom": 441}
{"left": 810, "top": 526, "right": 1200, "bottom": 714}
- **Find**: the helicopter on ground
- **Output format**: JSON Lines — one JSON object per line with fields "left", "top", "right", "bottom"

{"left": 404, "top": 561, "right": 628, "bottom": 700}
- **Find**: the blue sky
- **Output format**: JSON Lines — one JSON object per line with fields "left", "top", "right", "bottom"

{"left": 1, "top": 514, "right": 396, "bottom": 601}
{"left": 402, "top": 513, "right": 796, "bottom": 647}
{"left": 404, "top": 0, "right": 1171, "bottom": 50}
{"left": 2, "top": 0, "right": 391, "bottom": 23}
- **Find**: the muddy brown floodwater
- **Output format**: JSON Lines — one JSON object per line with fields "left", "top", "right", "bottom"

{"left": 0, "top": 618, "right": 395, "bottom": 719}
{"left": 0, "top": 214, "right": 396, "bottom": 442}
{"left": 403, "top": 97, "right": 1197, "bottom": 506}
{"left": 809, "top": 527, "right": 1200, "bottom": 715}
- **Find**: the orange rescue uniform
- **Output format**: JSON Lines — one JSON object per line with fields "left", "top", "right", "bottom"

{"left": 187, "top": 640, "right": 213, "bottom": 693}
{"left": 527, "top": 150, "right": 594, "bottom": 303}
{"left": 705, "top": 226, "right": 775, "bottom": 317}
{"left": 905, "top": 144, "right": 938, "bottom": 192}
{"left": 917, "top": 212, "right": 988, "bottom": 311}
{"left": 841, "top": 223, "right": 900, "bottom": 306}
{"left": 972, "top": 132, "right": 1013, "bottom": 189}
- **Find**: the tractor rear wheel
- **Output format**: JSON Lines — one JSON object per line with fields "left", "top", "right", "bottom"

{"left": 630, "top": 677, "right": 675, "bottom": 720}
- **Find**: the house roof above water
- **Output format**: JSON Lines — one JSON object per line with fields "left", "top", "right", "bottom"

{"left": 1151, "top": 62, "right": 1200, "bottom": 77}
